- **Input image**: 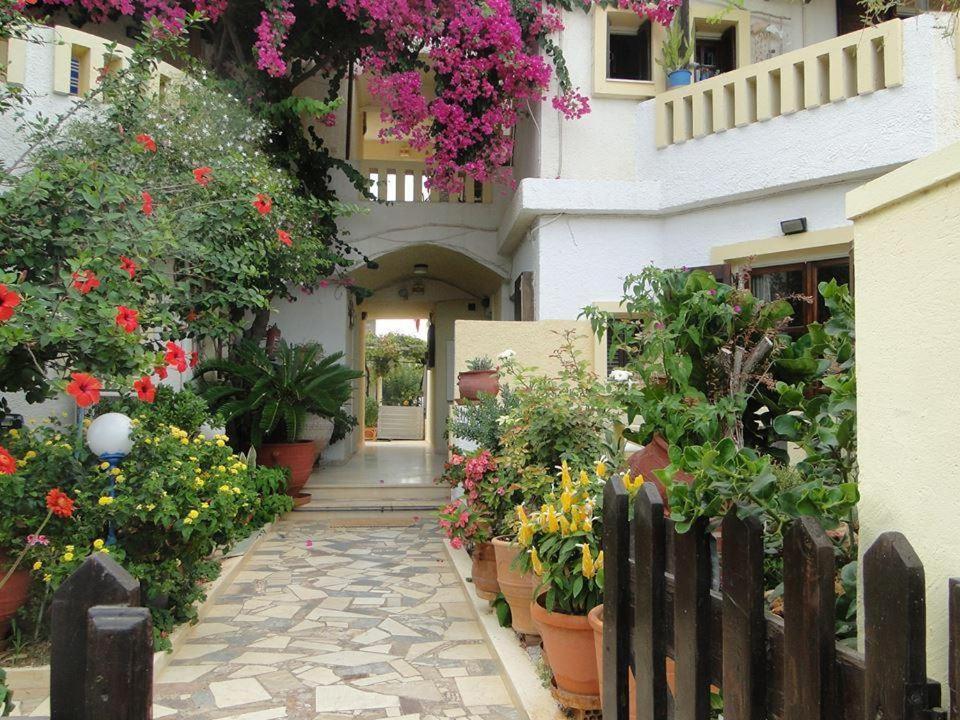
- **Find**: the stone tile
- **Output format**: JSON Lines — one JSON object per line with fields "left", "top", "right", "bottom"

{"left": 314, "top": 685, "right": 402, "bottom": 712}
{"left": 157, "top": 664, "right": 217, "bottom": 684}
{"left": 209, "top": 678, "right": 271, "bottom": 708}
{"left": 454, "top": 677, "right": 511, "bottom": 708}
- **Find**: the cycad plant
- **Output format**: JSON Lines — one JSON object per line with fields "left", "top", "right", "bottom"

{"left": 198, "top": 341, "right": 362, "bottom": 447}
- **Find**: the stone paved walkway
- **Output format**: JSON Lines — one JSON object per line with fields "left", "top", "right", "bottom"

{"left": 152, "top": 515, "right": 522, "bottom": 720}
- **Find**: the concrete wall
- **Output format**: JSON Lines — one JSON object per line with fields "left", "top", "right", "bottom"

{"left": 848, "top": 140, "right": 960, "bottom": 684}
{"left": 431, "top": 301, "right": 488, "bottom": 448}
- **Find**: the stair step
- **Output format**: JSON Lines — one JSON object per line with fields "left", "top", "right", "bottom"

{"left": 304, "top": 484, "right": 450, "bottom": 501}
{"left": 296, "top": 497, "right": 442, "bottom": 512}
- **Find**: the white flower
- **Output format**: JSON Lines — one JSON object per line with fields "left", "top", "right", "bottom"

{"left": 498, "top": 349, "right": 516, "bottom": 360}
{"left": 497, "top": 415, "right": 512, "bottom": 426}
{"left": 608, "top": 369, "right": 632, "bottom": 383}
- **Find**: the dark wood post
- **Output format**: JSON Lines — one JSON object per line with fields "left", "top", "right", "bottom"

{"left": 673, "top": 516, "right": 712, "bottom": 720}
{"left": 949, "top": 578, "right": 960, "bottom": 718}
{"left": 602, "top": 476, "right": 630, "bottom": 720}
{"left": 50, "top": 554, "right": 140, "bottom": 719}
{"left": 84, "top": 606, "right": 153, "bottom": 720}
{"left": 634, "top": 482, "right": 667, "bottom": 720}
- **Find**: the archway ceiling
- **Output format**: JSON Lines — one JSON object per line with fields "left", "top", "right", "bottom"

{"left": 351, "top": 244, "right": 505, "bottom": 299}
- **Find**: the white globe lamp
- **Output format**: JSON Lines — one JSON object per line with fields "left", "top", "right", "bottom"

{"left": 86, "top": 412, "right": 134, "bottom": 463}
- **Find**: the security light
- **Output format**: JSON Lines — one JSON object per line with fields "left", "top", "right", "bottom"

{"left": 780, "top": 217, "right": 808, "bottom": 235}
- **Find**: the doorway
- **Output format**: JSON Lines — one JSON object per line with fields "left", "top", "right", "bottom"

{"left": 365, "top": 319, "right": 429, "bottom": 442}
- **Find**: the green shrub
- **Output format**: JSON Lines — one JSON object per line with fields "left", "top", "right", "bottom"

{"left": 447, "top": 386, "right": 517, "bottom": 452}
{"left": 365, "top": 397, "right": 379, "bottom": 428}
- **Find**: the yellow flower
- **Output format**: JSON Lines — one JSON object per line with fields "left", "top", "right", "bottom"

{"left": 219, "top": 484, "right": 231, "bottom": 493}
{"left": 146, "top": 503, "right": 156, "bottom": 511}
{"left": 100, "top": 461, "right": 111, "bottom": 470}
{"left": 581, "top": 545, "right": 596, "bottom": 579}
{"left": 83, "top": 418, "right": 92, "bottom": 428}
{"left": 180, "top": 438, "right": 189, "bottom": 445}
{"left": 518, "top": 522, "right": 534, "bottom": 546}
{"left": 115, "top": 475, "right": 125, "bottom": 484}
{"left": 232, "top": 486, "right": 241, "bottom": 494}
{"left": 623, "top": 471, "right": 644, "bottom": 495}
{"left": 560, "top": 489, "right": 573, "bottom": 513}
{"left": 188, "top": 509, "right": 199, "bottom": 519}
{"left": 201, "top": 502, "right": 209, "bottom": 509}
{"left": 546, "top": 506, "right": 559, "bottom": 533}
{"left": 217, "top": 465, "right": 227, "bottom": 473}
{"left": 98, "top": 496, "right": 114, "bottom": 506}
{"left": 8, "top": 429, "right": 17, "bottom": 438}
{"left": 530, "top": 547, "right": 543, "bottom": 576}
{"left": 43, "top": 573, "right": 52, "bottom": 583}
{"left": 101, "top": 548, "right": 110, "bottom": 554}
{"left": 62, "top": 552, "right": 74, "bottom": 562}
{"left": 595, "top": 460, "right": 607, "bottom": 478}
{"left": 110, "top": 467, "right": 121, "bottom": 476}
{"left": 144, "top": 438, "right": 152, "bottom": 445}
{"left": 194, "top": 436, "right": 203, "bottom": 444}
{"left": 595, "top": 551, "right": 604, "bottom": 572}
{"left": 24, "top": 450, "right": 37, "bottom": 461}
{"left": 558, "top": 514, "right": 571, "bottom": 536}
{"left": 32, "top": 561, "right": 42, "bottom": 571}
{"left": 183, "top": 517, "right": 194, "bottom": 525}
{"left": 560, "top": 459, "right": 572, "bottom": 489}
{"left": 216, "top": 439, "right": 225, "bottom": 447}
{"left": 516, "top": 506, "right": 528, "bottom": 525}
{"left": 65, "top": 545, "right": 74, "bottom": 552}
{"left": 583, "top": 517, "right": 593, "bottom": 532}
{"left": 194, "top": 478, "right": 205, "bottom": 489}
{"left": 579, "top": 469, "right": 590, "bottom": 487}
{"left": 93, "top": 539, "right": 105, "bottom": 550}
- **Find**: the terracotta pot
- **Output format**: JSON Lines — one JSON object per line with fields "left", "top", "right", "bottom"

{"left": 0, "top": 554, "right": 31, "bottom": 644}
{"left": 457, "top": 370, "right": 499, "bottom": 401}
{"left": 470, "top": 541, "right": 500, "bottom": 601}
{"left": 531, "top": 596, "right": 599, "bottom": 696}
{"left": 492, "top": 537, "right": 539, "bottom": 636}
{"left": 627, "top": 434, "right": 693, "bottom": 508}
{"left": 363, "top": 427, "right": 378, "bottom": 441}
{"left": 256, "top": 440, "right": 317, "bottom": 502}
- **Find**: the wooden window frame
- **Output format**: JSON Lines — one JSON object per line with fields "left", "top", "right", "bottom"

{"left": 748, "top": 256, "right": 851, "bottom": 331}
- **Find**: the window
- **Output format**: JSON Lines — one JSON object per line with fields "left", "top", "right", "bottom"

{"left": 69, "top": 45, "right": 90, "bottom": 96}
{"left": 593, "top": 7, "right": 659, "bottom": 99}
{"left": 693, "top": 22, "right": 737, "bottom": 80}
{"left": 512, "top": 272, "right": 534, "bottom": 322}
{"left": 748, "top": 257, "right": 852, "bottom": 333}
{"left": 608, "top": 17, "right": 652, "bottom": 81}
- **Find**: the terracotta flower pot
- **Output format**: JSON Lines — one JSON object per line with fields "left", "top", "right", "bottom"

{"left": 470, "top": 541, "right": 500, "bottom": 601}
{"left": 364, "top": 427, "right": 378, "bottom": 441}
{"left": 256, "top": 440, "right": 317, "bottom": 506}
{"left": 492, "top": 537, "right": 539, "bottom": 637}
{"left": 627, "top": 434, "right": 693, "bottom": 508}
{"left": 457, "top": 370, "right": 499, "bottom": 401}
{"left": 0, "top": 554, "right": 31, "bottom": 644}
{"left": 531, "top": 595, "right": 599, "bottom": 696}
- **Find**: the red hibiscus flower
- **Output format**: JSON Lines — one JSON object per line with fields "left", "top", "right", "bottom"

{"left": 115, "top": 305, "right": 139, "bottom": 333}
{"left": 0, "top": 445, "right": 15, "bottom": 475}
{"left": 193, "top": 166, "right": 213, "bottom": 186}
{"left": 71, "top": 270, "right": 100, "bottom": 295}
{"left": 134, "top": 375, "right": 156, "bottom": 403}
{"left": 0, "top": 284, "right": 21, "bottom": 322}
{"left": 120, "top": 255, "right": 138, "bottom": 279}
{"left": 164, "top": 341, "right": 187, "bottom": 372}
{"left": 66, "top": 372, "right": 102, "bottom": 407}
{"left": 189, "top": 350, "right": 199, "bottom": 369}
{"left": 135, "top": 133, "right": 157, "bottom": 153}
{"left": 155, "top": 365, "right": 168, "bottom": 380}
{"left": 141, "top": 191, "right": 153, "bottom": 216}
{"left": 277, "top": 229, "right": 292, "bottom": 247}
{"left": 252, "top": 194, "right": 272, "bottom": 215}
{"left": 45, "top": 488, "right": 75, "bottom": 518}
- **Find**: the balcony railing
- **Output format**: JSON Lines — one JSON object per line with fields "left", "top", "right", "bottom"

{"left": 655, "top": 19, "right": 903, "bottom": 147}
{"left": 360, "top": 159, "right": 494, "bottom": 204}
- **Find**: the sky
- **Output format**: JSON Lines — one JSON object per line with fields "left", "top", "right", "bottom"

{"left": 375, "top": 318, "right": 429, "bottom": 339}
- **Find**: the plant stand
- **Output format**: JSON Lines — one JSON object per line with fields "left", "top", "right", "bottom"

{"left": 292, "top": 492, "right": 311, "bottom": 508}
{"left": 549, "top": 681, "right": 602, "bottom": 720}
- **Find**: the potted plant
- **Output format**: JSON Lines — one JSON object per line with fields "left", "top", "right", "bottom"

{"left": 199, "top": 341, "right": 362, "bottom": 506}
{"left": 458, "top": 356, "right": 499, "bottom": 401}
{"left": 658, "top": 18, "right": 694, "bottom": 88}
{"left": 439, "top": 498, "right": 500, "bottom": 599}
{"left": 364, "top": 397, "right": 379, "bottom": 441}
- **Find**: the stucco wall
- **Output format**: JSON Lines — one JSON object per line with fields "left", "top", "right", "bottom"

{"left": 848, "top": 140, "right": 960, "bottom": 684}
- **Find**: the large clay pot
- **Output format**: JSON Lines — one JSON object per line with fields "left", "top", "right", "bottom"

{"left": 457, "top": 370, "right": 499, "bottom": 401}
{"left": 0, "top": 555, "right": 31, "bottom": 645}
{"left": 492, "top": 537, "right": 539, "bottom": 637}
{"left": 627, "top": 434, "right": 693, "bottom": 508}
{"left": 531, "top": 595, "right": 599, "bottom": 696}
{"left": 363, "top": 427, "right": 378, "bottom": 441}
{"left": 470, "top": 541, "right": 500, "bottom": 601}
{"left": 256, "top": 440, "right": 317, "bottom": 506}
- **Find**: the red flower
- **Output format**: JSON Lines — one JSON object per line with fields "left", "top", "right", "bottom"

{"left": 277, "top": 229, "right": 292, "bottom": 247}
{"left": 155, "top": 365, "right": 168, "bottom": 380}
{"left": 134, "top": 375, "right": 156, "bottom": 403}
{"left": 115, "top": 305, "right": 139, "bottom": 333}
{"left": 252, "top": 194, "right": 272, "bottom": 215}
{"left": 0, "top": 446, "right": 15, "bottom": 475}
{"left": 185, "top": 309, "right": 198, "bottom": 323}
{"left": 0, "top": 284, "right": 21, "bottom": 322}
{"left": 189, "top": 350, "right": 199, "bottom": 369}
{"left": 193, "top": 166, "right": 213, "bottom": 187}
{"left": 164, "top": 341, "right": 187, "bottom": 372}
{"left": 135, "top": 133, "right": 157, "bottom": 153}
{"left": 71, "top": 270, "right": 100, "bottom": 295}
{"left": 141, "top": 191, "right": 153, "bottom": 216}
{"left": 120, "top": 256, "right": 138, "bottom": 279}
{"left": 66, "top": 372, "right": 102, "bottom": 407}
{"left": 45, "top": 488, "right": 75, "bottom": 518}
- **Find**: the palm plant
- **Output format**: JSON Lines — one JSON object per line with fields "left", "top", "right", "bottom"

{"left": 198, "top": 341, "right": 362, "bottom": 446}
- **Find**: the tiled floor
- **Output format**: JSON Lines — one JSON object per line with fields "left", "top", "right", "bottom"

{"left": 309, "top": 441, "right": 447, "bottom": 488}
{"left": 151, "top": 515, "right": 522, "bottom": 720}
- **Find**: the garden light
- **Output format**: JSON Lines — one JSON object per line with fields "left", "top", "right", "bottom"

{"left": 86, "top": 412, "right": 133, "bottom": 462}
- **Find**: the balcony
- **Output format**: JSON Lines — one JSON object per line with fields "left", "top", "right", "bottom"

{"left": 360, "top": 159, "right": 494, "bottom": 204}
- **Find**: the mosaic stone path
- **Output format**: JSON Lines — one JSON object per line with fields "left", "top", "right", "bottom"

{"left": 151, "top": 516, "right": 523, "bottom": 720}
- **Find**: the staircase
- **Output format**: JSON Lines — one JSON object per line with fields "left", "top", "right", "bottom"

{"left": 298, "top": 478, "right": 451, "bottom": 512}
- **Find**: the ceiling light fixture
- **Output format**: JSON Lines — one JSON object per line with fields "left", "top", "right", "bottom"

{"left": 413, "top": 263, "right": 428, "bottom": 275}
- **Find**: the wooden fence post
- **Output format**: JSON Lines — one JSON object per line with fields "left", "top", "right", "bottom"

{"left": 949, "top": 578, "right": 960, "bottom": 718}
{"left": 863, "top": 532, "right": 931, "bottom": 720}
{"left": 50, "top": 554, "right": 140, "bottom": 719}
{"left": 721, "top": 509, "right": 766, "bottom": 720}
{"left": 673, "top": 516, "right": 712, "bottom": 720}
{"left": 634, "top": 482, "right": 667, "bottom": 720}
{"left": 84, "top": 606, "right": 153, "bottom": 720}
{"left": 783, "top": 517, "right": 836, "bottom": 720}
{"left": 602, "top": 476, "right": 630, "bottom": 720}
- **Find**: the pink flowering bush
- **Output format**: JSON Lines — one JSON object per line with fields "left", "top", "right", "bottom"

{"left": 436, "top": 449, "right": 520, "bottom": 547}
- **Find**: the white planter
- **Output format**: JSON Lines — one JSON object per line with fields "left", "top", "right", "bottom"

{"left": 301, "top": 415, "right": 335, "bottom": 452}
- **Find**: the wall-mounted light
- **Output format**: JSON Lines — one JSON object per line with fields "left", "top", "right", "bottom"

{"left": 413, "top": 263, "right": 428, "bottom": 275}
{"left": 780, "top": 217, "right": 808, "bottom": 235}
{"left": 411, "top": 279, "right": 425, "bottom": 295}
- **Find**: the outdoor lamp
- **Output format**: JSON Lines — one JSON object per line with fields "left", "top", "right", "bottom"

{"left": 780, "top": 217, "right": 808, "bottom": 235}
{"left": 86, "top": 412, "right": 134, "bottom": 464}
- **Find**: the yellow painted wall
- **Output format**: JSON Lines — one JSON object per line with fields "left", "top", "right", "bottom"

{"left": 847, "top": 140, "right": 960, "bottom": 684}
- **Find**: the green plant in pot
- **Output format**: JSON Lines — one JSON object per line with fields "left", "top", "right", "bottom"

{"left": 364, "top": 396, "right": 380, "bottom": 440}
{"left": 198, "top": 341, "right": 362, "bottom": 505}
{"left": 458, "top": 356, "right": 500, "bottom": 401}
{"left": 658, "top": 18, "right": 694, "bottom": 88}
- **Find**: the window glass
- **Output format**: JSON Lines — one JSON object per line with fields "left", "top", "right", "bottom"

{"left": 608, "top": 19, "right": 651, "bottom": 81}
{"left": 751, "top": 266, "right": 805, "bottom": 327}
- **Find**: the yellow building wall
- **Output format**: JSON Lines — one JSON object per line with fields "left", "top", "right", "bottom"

{"left": 847, "top": 140, "right": 960, "bottom": 684}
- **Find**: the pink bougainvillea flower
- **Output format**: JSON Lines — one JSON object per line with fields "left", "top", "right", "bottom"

{"left": 135, "top": 133, "right": 157, "bottom": 153}
{"left": 71, "top": 270, "right": 100, "bottom": 295}
{"left": 252, "top": 194, "right": 272, "bottom": 215}
{"left": 66, "top": 372, "right": 102, "bottom": 408}
{"left": 0, "top": 284, "right": 21, "bottom": 322}
{"left": 26, "top": 534, "right": 49, "bottom": 546}
{"left": 45, "top": 488, "right": 75, "bottom": 518}
{"left": 164, "top": 341, "right": 188, "bottom": 372}
{"left": 115, "top": 305, "right": 139, "bottom": 333}
{"left": 733, "top": 305, "right": 742, "bottom": 314}
{"left": 277, "top": 229, "right": 292, "bottom": 247}
{"left": 0, "top": 445, "right": 15, "bottom": 475}
{"left": 134, "top": 375, "right": 156, "bottom": 403}
{"left": 119, "top": 255, "right": 138, "bottom": 279}
{"left": 193, "top": 166, "right": 213, "bottom": 186}
{"left": 305, "top": 539, "right": 314, "bottom": 548}
{"left": 141, "top": 191, "right": 153, "bottom": 216}
{"left": 155, "top": 365, "right": 169, "bottom": 380}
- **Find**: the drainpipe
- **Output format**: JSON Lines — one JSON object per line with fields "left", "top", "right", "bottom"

{"left": 345, "top": 62, "right": 354, "bottom": 161}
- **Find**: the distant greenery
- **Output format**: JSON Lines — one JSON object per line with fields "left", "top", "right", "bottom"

{"left": 382, "top": 363, "right": 424, "bottom": 406}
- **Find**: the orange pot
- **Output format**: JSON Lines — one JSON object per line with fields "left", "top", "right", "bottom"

{"left": 470, "top": 541, "right": 500, "bottom": 601}
{"left": 531, "top": 596, "right": 599, "bottom": 696}
{"left": 0, "top": 555, "right": 30, "bottom": 644}
{"left": 492, "top": 538, "right": 539, "bottom": 636}
{"left": 627, "top": 434, "right": 693, "bottom": 508}
{"left": 457, "top": 370, "right": 499, "bottom": 401}
{"left": 257, "top": 440, "right": 317, "bottom": 500}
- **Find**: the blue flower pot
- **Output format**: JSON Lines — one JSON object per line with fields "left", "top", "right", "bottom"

{"left": 667, "top": 69, "right": 693, "bottom": 88}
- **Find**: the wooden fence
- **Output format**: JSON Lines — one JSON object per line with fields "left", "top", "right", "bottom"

{"left": 601, "top": 477, "right": 955, "bottom": 720}
{"left": 8, "top": 553, "right": 153, "bottom": 720}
